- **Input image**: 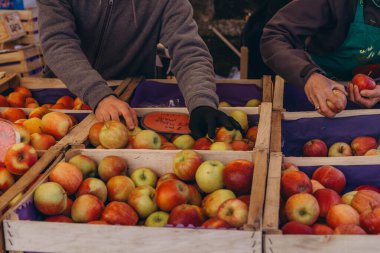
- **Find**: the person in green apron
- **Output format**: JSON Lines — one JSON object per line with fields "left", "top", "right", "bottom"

{"left": 260, "top": 0, "right": 380, "bottom": 117}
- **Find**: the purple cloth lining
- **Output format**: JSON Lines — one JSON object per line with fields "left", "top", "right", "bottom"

{"left": 299, "top": 165, "right": 380, "bottom": 193}
{"left": 282, "top": 114, "right": 380, "bottom": 156}
{"left": 130, "top": 81, "right": 263, "bottom": 108}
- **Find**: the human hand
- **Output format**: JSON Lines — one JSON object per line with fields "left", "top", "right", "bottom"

{"left": 304, "top": 73, "right": 348, "bottom": 117}
{"left": 348, "top": 83, "right": 380, "bottom": 108}
{"left": 95, "top": 95, "right": 138, "bottom": 129}
{"left": 189, "top": 106, "right": 242, "bottom": 139}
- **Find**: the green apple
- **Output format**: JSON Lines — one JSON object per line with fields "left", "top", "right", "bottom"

{"left": 133, "top": 130, "right": 162, "bottom": 149}
{"left": 202, "top": 189, "right": 236, "bottom": 217}
{"left": 128, "top": 185, "right": 158, "bottom": 218}
{"left": 145, "top": 211, "right": 170, "bottom": 227}
{"left": 131, "top": 167, "right": 157, "bottom": 187}
{"left": 68, "top": 155, "right": 97, "bottom": 178}
{"left": 173, "top": 135, "right": 195, "bottom": 150}
{"left": 210, "top": 142, "right": 232, "bottom": 151}
{"left": 219, "top": 101, "right": 231, "bottom": 107}
{"left": 245, "top": 99, "right": 261, "bottom": 107}
{"left": 195, "top": 160, "right": 225, "bottom": 193}
{"left": 230, "top": 110, "right": 248, "bottom": 131}
{"left": 341, "top": 191, "right": 358, "bottom": 205}
{"left": 127, "top": 126, "right": 142, "bottom": 136}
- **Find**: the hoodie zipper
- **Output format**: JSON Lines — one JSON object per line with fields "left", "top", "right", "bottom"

{"left": 93, "top": 0, "right": 114, "bottom": 69}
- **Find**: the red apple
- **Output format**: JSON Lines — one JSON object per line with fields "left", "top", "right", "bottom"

{"left": 281, "top": 171, "right": 312, "bottom": 199}
{"left": 29, "top": 107, "right": 50, "bottom": 119}
{"left": 14, "top": 86, "right": 32, "bottom": 98}
{"left": 71, "top": 194, "right": 104, "bottom": 223}
{"left": 14, "top": 124, "right": 30, "bottom": 144}
{"left": 156, "top": 173, "right": 179, "bottom": 187}
{"left": 303, "top": 139, "right": 328, "bottom": 157}
{"left": 215, "top": 127, "right": 242, "bottom": 142}
{"left": 328, "top": 142, "right": 353, "bottom": 157}
{"left": 0, "top": 94, "right": 9, "bottom": 106}
{"left": 45, "top": 215, "right": 73, "bottom": 223}
{"left": 223, "top": 159, "right": 254, "bottom": 196}
{"left": 0, "top": 167, "right": 14, "bottom": 191}
{"left": 360, "top": 204, "right": 380, "bottom": 234}
{"left": 68, "top": 155, "right": 97, "bottom": 178}
{"left": 56, "top": 96, "right": 74, "bottom": 109}
{"left": 285, "top": 193, "right": 319, "bottom": 225}
{"left": 312, "top": 223, "right": 334, "bottom": 235}
{"left": 246, "top": 126, "right": 258, "bottom": 142}
{"left": 193, "top": 137, "right": 212, "bottom": 150}
{"left": 169, "top": 204, "right": 205, "bottom": 227}
{"left": 312, "top": 165, "right": 346, "bottom": 194}
{"left": 334, "top": 224, "right": 366, "bottom": 235}
{"left": 326, "top": 204, "right": 360, "bottom": 228}
{"left": 98, "top": 156, "right": 127, "bottom": 182}
{"left": 62, "top": 198, "right": 73, "bottom": 217}
{"left": 34, "top": 182, "right": 67, "bottom": 215}
{"left": 107, "top": 175, "right": 135, "bottom": 202}
{"left": 351, "top": 136, "right": 378, "bottom": 156}
{"left": 30, "top": 133, "right": 56, "bottom": 150}
{"left": 41, "top": 112, "right": 73, "bottom": 140}
{"left": 282, "top": 163, "right": 299, "bottom": 176}
{"left": 238, "top": 195, "right": 250, "bottom": 207}
{"left": 4, "top": 143, "right": 38, "bottom": 175}
{"left": 282, "top": 221, "right": 313, "bottom": 235}
{"left": 155, "top": 179, "right": 189, "bottom": 211}
{"left": 187, "top": 185, "right": 202, "bottom": 206}
{"left": 49, "top": 162, "right": 83, "bottom": 195}
{"left": 101, "top": 201, "right": 138, "bottom": 225}
{"left": 217, "top": 199, "right": 248, "bottom": 228}
{"left": 77, "top": 178, "right": 108, "bottom": 202}
{"left": 88, "top": 122, "right": 104, "bottom": 147}
{"left": 352, "top": 74, "right": 376, "bottom": 91}
{"left": 160, "top": 142, "right": 177, "bottom": 150}
{"left": 202, "top": 189, "right": 236, "bottom": 218}
{"left": 231, "top": 140, "right": 250, "bottom": 151}
{"left": 98, "top": 121, "right": 129, "bottom": 149}
{"left": 351, "top": 190, "right": 380, "bottom": 214}
{"left": 7, "top": 92, "right": 26, "bottom": 107}
{"left": 355, "top": 185, "right": 380, "bottom": 194}
{"left": 2, "top": 108, "right": 26, "bottom": 122}
{"left": 173, "top": 150, "right": 203, "bottom": 181}
{"left": 313, "top": 189, "right": 342, "bottom": 217}
{"left": 202, "top": 217, "right": 232, "bottom": 229}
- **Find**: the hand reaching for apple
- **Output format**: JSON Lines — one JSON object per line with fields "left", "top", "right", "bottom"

{"left": 95, "top": 95, "right": 138, "bottom": 130}
{"left": 304, "top": 73, "right": 348, "bottom": 118}
{"left": 348, "top": 83, "right": 380, "bottom": 108}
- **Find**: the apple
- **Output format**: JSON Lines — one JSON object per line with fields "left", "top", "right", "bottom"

{"left": 169, "top": 204, "right": 205, "bottom": 227}
{"left": 45, "top": 215, "right": 73, "bottom": 223}
{"left": 223, "top": 159, "right": 254, "bottom": 196}
{"left": 41, "top": 112, "right": 73, "bottom": 140}
{"left": 29, "top": 107, "right": 50, "bottom": 119}
{"left": 0, "top": 94, "right": 9, "bottom": 106}
{"left": 282, "top": 163, "right": 299, "bottom": 176}
{"left": 202, "top": 189, "right": 236, "bottom": 218}
{"left": 145, "top": 211, "right": 170, "bottom": 227}
{"left": 88, "top": 220, "right": 108, "bottom": 225}
{"left": 107, "top": 175, "right": 135, "bottom": 202}
{"left": 68, "top": 155, "right": 97, "bottom": 178}
{"left": 352, "top": 74, "right": 376, "bottom": 91}
{"left": 172, "top": 135, "right": 195, "bottom": 150}
{"left": 215, "top": 127, "right": 243, "bottom": 142}
{"left": 342, "top": 191, "right": 358, "bottom": 205}
{"left": 98, "top": 121, "right": 129, "bottom": 149}
{"left": 351, "top": 136, "right": 378, "bottom": 156}
{"left": 173, "top": 150, "right": 203, "bottom": 181}
{"left": 314, "top": 189, "right": 342, "bottom": 217}
{"left": 230, "top": 110, "right": 248, "bottom": 131}
{"left": 156, "top": 173, "right": 179, "bottom": 187}
{"left": 56, "top": 96, "right": 74, "bottom": 109}
{"left": 231, "top": 140, "right": 250, "bottom": 151}
{"left": 128, "top": 185, "right": 157, "bottom": 218}
{"left": 101, "top": 201, "right": 139, "bottom": 225}
{"left": 14, "top": 125, "right": 30, "bottom": 144}
{"left": 217, "top": 198, "right": 248, "bottom": 228}
{"left": 23, "top": 118, "right": 42, "bottom": 134}
{"left": 14, "top": 86, "right": 32, "bottom": 98}
{"left": 34, "top": 182, "right": 67, "bottom": 215}
{"left": 246, "top": 126, "right": 258, "bottom": 142}
{"left": 355, "top": 185, "right": 380, "bottom": 193}
{"left": 88, "top": 122, "right": 104, "bottom": 147}
{"left": 25, "top": 97, "right": 38, "bottom": 105}
{"left": 326, "top": 89, "right": 347, "bottom": 113}
{"left": 0, "top": 167, "right": 14, "bottom": 191}
{"left": 312, "top": 165, "right": 346, "bottom": 194}
{"left": 98, "top": 156, "right": 127, "bottom": 181}
{"left": 195, "top": 160, "right": 225, "bottom": 193}
{"left": 155, "top": 179, "right": 189, "bottom": 211}
{"left": 77, "top": 178, "right": 108, "bottom": 202}
{"left": 71, "top": 194, "right": 104, "bottom": 223}
{"left": 282, "top": 221, "right": 313, "bottom": 235}
{"left": 187, "top": 184, "right": 202, "bottom": 206}
{"left": 4, "top": 143, "right": 38, "bottom": 175}
{"left": 281, "top": 171, "right": 312, "bottom": 199}
{"left": 326, "top": 204, "right": 360, "bottom": 228}
{"left": 209, "top": 142, "right": 232, "bottom": 151}
{"left": 219, "top": 101, "right": 231, "bottom": 107}
{"left": 360, "top": 204, "right": 380, "bottom": 234}
{"left": 7, "top": 92, "right": 26, "bottom": 107}
{"left": 328, "top": 142, "right": 352, "bottom": 157}
{"left": 245, "top": 99, "right": 261, "bottom": 107}
{"left": 238, "top": 195, "right": 250, "bottom": 207}
{"left": 285, "top": 193, "right": 319, "bottom": 225}
{"left": 193, "top": 137, "right": 212, "bottom": 150}
{"left": 334, "top": 224, "right": 366, "bottom": 235}
{"left": 351, "top": 190, "right": 380, "bottom": 214}
{"left": 25, "top": 103, "right": 39, "bottom": 108}
{"left": 133, "top": 130, "right": 161, "bottom": 149}
{"left": 130, "top": 167, "right": 157, "bottom": 187}
{"left": 160, "top": 142, "right": 177, "bottom": 150}
{"left": 202, "top": 217, "right": 232, "bottom": 229}
{"left": 30, "top": 133, "right": 56, "bottom": 150}
{"left": 49, "top": 162, "right": 83, "bottom": 195}
{"left": 312, "top": 224, "right": 334, "bottom": 235}
{"left": 2, "top": 108, "right": 26, "bottom": 122}
{"left": 62, "top": 198, "right": 73, "bottom": 217}
{"left": 303, "top": 139, "right": 328, "bottom": 157}
{"left": 364, "top": 149, "right": 380, "bottom": 156}
{"left": 311, "top": 180, "right": 325, "bottom": 193}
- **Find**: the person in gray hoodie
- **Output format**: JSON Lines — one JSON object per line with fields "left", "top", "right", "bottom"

{"left": 37, "top": 0, "right": 241, "bottom": 139}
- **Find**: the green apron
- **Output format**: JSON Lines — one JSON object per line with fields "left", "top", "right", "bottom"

{"left": 311, "top": 0, "right": 380, "bottom": 80}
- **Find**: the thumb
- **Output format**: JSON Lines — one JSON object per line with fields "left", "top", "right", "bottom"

{"left": 360, "top": 88, "right": 380, "bottom": 98}
{"left": 333, "top": 84, "right": 348, "bottom": 96}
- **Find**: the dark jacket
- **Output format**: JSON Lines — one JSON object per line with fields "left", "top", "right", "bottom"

{"left": 37, "top": 0, "right": 218, "bottom": 111}
{"left": 261, "top": 0, "right": 380, "bottom": 87}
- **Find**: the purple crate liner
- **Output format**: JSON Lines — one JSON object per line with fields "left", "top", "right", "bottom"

{"left": 130, "top": 81, "right": 263, "bottom": 108}
{"left": 282, "top": 114, "right": 380, "bottom": 156}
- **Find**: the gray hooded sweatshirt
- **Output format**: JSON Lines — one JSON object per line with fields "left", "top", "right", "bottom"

{"left": 37, "top": 0, "right": 218, "bottom": 111}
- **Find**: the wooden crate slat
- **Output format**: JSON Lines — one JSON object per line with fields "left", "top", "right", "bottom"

{"left": 0, "top": 9, "right": 38, "bottom": 21}
{"left": 255, "top": 102, "right": 272, "bottom": 150}
{"left": 270, "top": 110, "right": 282, "bottom": 153}
{"left": 21, "top": 20, "right": 38, "bottom": 33}
{"left": 273, "top": 76, "right": 284, "bottom": 111}
{"left": 0, "top": 50, "right": 24, "bottom": 65}
{"left": 0, "top": 72, "right": 17, "bottom": 93}
{"left": 262, "top": 75, "right": 273, "bottom": 103}
{"left": 21, "top": 46, "right": 40, "bottom": 59}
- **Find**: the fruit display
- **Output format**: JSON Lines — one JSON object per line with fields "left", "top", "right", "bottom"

{"left": 20, "top": 150, "right": 255, "bottom": 230}
{"left": 87, "top": 110, "right": 259, "bottom": 151}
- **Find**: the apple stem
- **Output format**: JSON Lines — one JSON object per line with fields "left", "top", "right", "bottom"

{"left": 368, "top": 71, "right": 373, "bottom": 77}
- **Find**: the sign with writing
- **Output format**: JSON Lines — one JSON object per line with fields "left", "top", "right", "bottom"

{"left": 0, "top": 12, "right": 25, "bottom": 43}
{"left": 0, "top": 119, "right": 19, "bottom": 163}
{"left": 142, "top": 112, "right": 191, "bottom": 134}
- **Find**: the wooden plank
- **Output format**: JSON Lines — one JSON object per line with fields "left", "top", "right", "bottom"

{"left": 285, "top": 156, "right": 380, "bottom": 167}
{"left": 255, "top": 102, "right": 272, "bottom": 150}
{"left": 273, "top": 76, "right": 284, "bottom": 111}
{"left": 239, "top": 47, "right": 248, "bottom": 79}
{"left": 21, "top": 20, "right": 38, "bottom": 33}
{"left": 0, "top": 50, "right": 23, "bottom": 64}
{"left": 21, "top": 46, "right": 40, "bottom": 59}
{"left": 265, "top": 234, "right": 380, "bottom": 253}
{"left": 0, "top": 9, "right": 38, "bottom": 21}
{"left": 263, "top": 152, "right": 282, "bottom": 232}
{"left": 0, "top": 72, "right": 18, "bottom": 93}
{"left": 18, "top": 77, "right": 121, "bottom": 89}
{"left": 270, "top": 111, "right": 282, "bottom": 153}
{"left": 283, "top": 109, "right": 380, "bottom": 120}
{"left": 119, "top": 77, "right": 143, "bottom": 102}
{"left": 262, "top": 75, "right": 273, "bottom": 103}
{"left": 4, "top": 220, "right": 261, "bottom": 253}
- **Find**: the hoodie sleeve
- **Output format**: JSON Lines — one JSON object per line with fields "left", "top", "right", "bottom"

{"left": 159, "top": 0, "right": 218, "bottom": 112}
{"left": 260, "top": 0, "right": 333, "bottom": 87}
{"left": 37, "top": 0, "right": 115, "bottom": 110}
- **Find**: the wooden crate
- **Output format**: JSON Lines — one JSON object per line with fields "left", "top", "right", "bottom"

{"left": 0, "top": 45, "right": 42, "bottom": 76}
{"left": 2, "top": 148, "right": 267, "bottom": 253}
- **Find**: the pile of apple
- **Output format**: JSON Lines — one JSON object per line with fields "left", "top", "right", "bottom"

{"left": 303, "top": 136, "right": 380, "bottom": 157}
{"left": 33, "top": 151, "right": 253, "bottom": 229}
{"left": 219, "top": 98, "right": 262, "bottom": 107}
{"left": 0, "top": 86, "right": 91, "bottom": 110}
{"left": 88, "top": 110, "right": 258, "bottom": 151}
{"left": 0, "top": 107, "right": 77, "bottom": 150}
{"left": 280, "top": 163, "right": 380, "bottom": 235}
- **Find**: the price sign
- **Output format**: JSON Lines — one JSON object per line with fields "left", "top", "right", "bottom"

{"left": 0, "top": 12, "right": 25, "bottom": 43}
{"left": 142, "top": 112, "right": 191, "bottom": 134}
